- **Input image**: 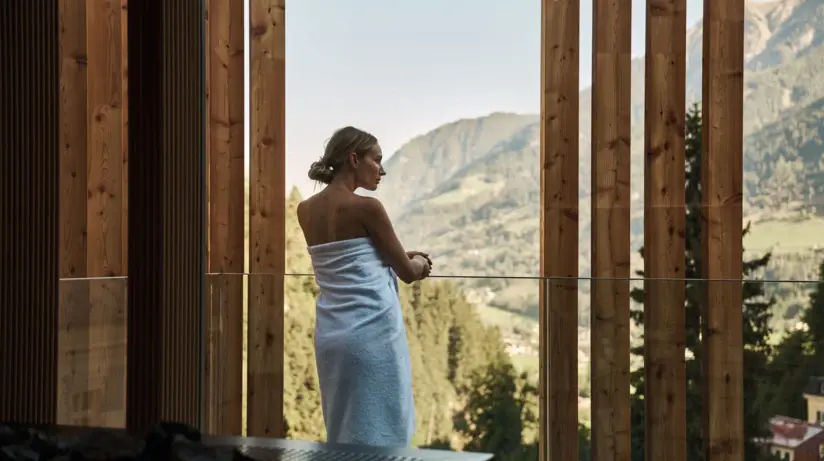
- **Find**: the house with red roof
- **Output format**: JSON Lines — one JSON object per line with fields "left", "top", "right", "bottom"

{"left": 762, "top": 378, "right": 824, "bottom": 461}
{"left": 766, "top": 416, "right": 824, "bottom": 461}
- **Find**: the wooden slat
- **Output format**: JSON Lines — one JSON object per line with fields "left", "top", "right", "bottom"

{"left": 205, "top": 0, "right": 245, "bottom": 436}
{"left": 643, "top": 0, "right": 687, "bottom": 460}
{"left": 58, "top": 0, "right": 128, "bottom": 428}
{"left": 125, "top": 0, "right": 204, "bottom": 432}
{"left": 590, "top": 0, "right": 632, "bottom": 457}
{"left": 86, "top": 0, "right": 126, "bottom": 428}
{"left": 121, "top": 0, "right": 128, "bottom": 272}
{"left": 539, "top": 0, "right": 579, "bottom": 457}
{"left": 248, "top": 0, "right": 286, "bottom": 438}
{"left": 57, "top": 0, "right": 90, "bottom": 426}
{"left": 0, "top": 0, "right": 60, "bottom": 425}
{"left": 700, "top": 0, "right": 746, "bottom": 459}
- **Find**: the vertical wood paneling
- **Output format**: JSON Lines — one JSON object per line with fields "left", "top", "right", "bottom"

{"left": 86, "top": 0, "right": 127, "bottom": 428}
{"left": 701, "top": 0, "right": 746, "bottom": 459}
{"left": 57, "top": 0, "right": 90, "bottom": 426}
{"left": 0, "top": 0, "right": 60, "bottom": 425}
{"left": 121, "top": 0, "right": 129, "bottom": 272}
{"left": 248, "top": 0, "right": 286, "bottom": 438}
{"left": 643, "top": 0, "right": 687, "bottom": 459}
{"left": 590, "top": 0, "right": 632, "bottom": 457}
{"left": 58, "top": 0, "right": 128, "bottom": 428}
{"left": 86, "top": 0, "right": 124, "bottom": 281}
{"left": 204, "top": 0, "right": 245, "bottom": 435}
{"left": 126, "top": 0, "right": 204, "bottom": 433}
{"left": 539, "top": 0, "right": 579, "bottom": 458}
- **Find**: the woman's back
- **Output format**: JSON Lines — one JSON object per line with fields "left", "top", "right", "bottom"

{"left": 299, "top": 125, "right": 425, "bottom": 447}
{"left": 296, "top": 187, "right": 370, "bottom": 248}
{"left": 301, "top": 188, "right": 416, "bottom": 448}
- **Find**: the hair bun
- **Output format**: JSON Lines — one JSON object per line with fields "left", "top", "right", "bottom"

{"left": 308, "top": 161, "right": 336, "bottom": 185}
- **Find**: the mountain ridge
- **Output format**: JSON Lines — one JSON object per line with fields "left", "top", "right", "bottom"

{"left": 373, "top": 0, "right": 824, "bottom": 321}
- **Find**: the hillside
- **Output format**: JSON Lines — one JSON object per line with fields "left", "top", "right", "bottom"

{"left": 375, "top": 0, "right": 824, "bottom": 326}
{"left": 282, "top": 189, "right": 544, "bottom": 458}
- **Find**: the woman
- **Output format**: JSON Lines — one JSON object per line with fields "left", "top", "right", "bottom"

{"left": 296, "top": 126, "right": 432, "bottom": 448}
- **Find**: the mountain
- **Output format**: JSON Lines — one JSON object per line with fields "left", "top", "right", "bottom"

{"left": 375, "top": 0, "right": 824, "bottom": 321}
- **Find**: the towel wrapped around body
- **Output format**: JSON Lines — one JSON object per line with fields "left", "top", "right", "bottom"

{"left": 307, "top": 237, "right": 416, "bottom": 447}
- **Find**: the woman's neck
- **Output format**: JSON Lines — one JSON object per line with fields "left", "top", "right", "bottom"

{"left": 329, "top": 174, "right": 357, "bottom": 193}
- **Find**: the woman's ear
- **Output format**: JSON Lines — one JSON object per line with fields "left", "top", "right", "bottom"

{"left": 347, "top": 152, "right": 358, "bottom": 168}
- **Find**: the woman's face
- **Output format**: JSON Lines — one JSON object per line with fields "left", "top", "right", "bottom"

{"left": 354, "top": 144, "right": 386, "bottom": 191}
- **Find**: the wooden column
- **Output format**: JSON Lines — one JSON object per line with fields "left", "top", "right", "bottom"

{"left": 204, "top": 0, "right": 245, "bottom": 435}
{"left": 58, "top": 0, "right": 91, "bottom": 425}
{"left": 590, "top": 0, "right": 631, "bottom": 458}
{"left": 248, "top": 0, "right": 286, "bottom": 438}
{"left": 57, "top": 0, "right": 128, "bottom": 428}
{"left": 539, "top": 0, "right": 579, "bottom": 458}
{"left": 0, "top": 0, "right": 60, "bottom": 425}
{"left": 701, "top": 0, "right": 746, "bottom": 459}
{"left": 643, "top": 0, "right": 687, "bottom": 460}
{"left": 126, "top": 0, "right": 205, "bottom": 432}
{"left": 86, "top": 0, "right": 128, "bottom": 428}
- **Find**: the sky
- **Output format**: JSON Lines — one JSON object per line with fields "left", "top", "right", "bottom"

{"left": 247, "top": 0, "right": 711, "bottom": 195}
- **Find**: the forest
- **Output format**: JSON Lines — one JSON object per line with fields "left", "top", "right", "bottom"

{"left": 281, "top": 106, "right": 824, "bottom": 460}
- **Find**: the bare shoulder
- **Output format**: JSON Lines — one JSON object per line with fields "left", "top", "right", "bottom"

{"left": 296, "top": 196, "right": 315, "bottom": 225}
{"left": 352, "top": 195, "right": 388, "bottom": 219}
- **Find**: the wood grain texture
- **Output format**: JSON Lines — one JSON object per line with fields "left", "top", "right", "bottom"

{"left": 539, "top": 0, "right": 580, "bottom": 458}
{"left": 204, "top": 0, "right": 245, "bottom": 436}
{"left": 58, "top": 0, "right": 127, "bottom": 428}
{"left": 700, "top": 0, "right": 745, "bottom": 459}
{"left": 58, "top": 0, "right": 91, "bottom": 426}
{"left": 120, "top": 0, "right": 128, "bottom": 272}
{"left": 86, "top": 0, "right": 126, "bottom": 428}
{"left": 248, "top": 0, "right": 286, "bottom": 438}
{"left": 590, "top": 0, "right": 632, "bottom": 458}
{"left": 643, "top": 0, "right": 687, "bottom": 459}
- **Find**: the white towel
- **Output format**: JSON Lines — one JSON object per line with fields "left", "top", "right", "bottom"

{"left": 308, "top": 237, "right": 416, "bottom": 447}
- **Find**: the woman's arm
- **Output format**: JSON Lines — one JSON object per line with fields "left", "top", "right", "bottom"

{"left": 359, "top": 197, "right": 430, "bottom": 284}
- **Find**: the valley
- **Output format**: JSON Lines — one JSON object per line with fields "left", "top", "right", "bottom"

{"left": 367, "top": 0, "right": 824, "bottom": 417}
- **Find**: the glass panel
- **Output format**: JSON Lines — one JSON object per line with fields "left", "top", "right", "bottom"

{"left": 283, "top": 274, "right": 540, "bottom": 460}
{"left": 284, "top": 3, "right": 541, "bottom": 281}
{"left": 57, "top": 276, "right": 128, "bottom": 428}
{"left": 746, "top": 279, "right": 821, "bottom": 461}
{"left": 624, "top": 277, "right": 824, "bottom": 461}
{"left": 204, "top": 273, "right": 248, "bottom": 435}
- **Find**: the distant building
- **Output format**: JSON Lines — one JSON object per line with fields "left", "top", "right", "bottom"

{"left": 803, "top": 377, "right": 824, "bottom": 425}
{"left": 766, "top": 416, "right": 824, "bottom": 461}
{"left": 762, "top": 377, "right": 824, "bottom": 461}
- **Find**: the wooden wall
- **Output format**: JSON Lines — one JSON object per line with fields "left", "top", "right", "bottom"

{"left": 248, "top": 0, "right": 287, "bottom": 438}
{"left": 57, "top": 0, "right": 128, "bottom": 428}
{"left": 48, "top": 0, "right": 290, "bottom": 436}
{"left": 125, "top": 0, "right": 205, "bottom": 432}
{"left": 204, "top": 0, "right": 246, "bottom": 436}
{"left": 0, "top": 0, "right": 61, "bottom": 425}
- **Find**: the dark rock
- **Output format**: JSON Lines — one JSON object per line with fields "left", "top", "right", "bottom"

{"left": 0, "top": 445, "right": 39, "bottom": 461}
{"left": 0, "top": 422, "right": 252, "bottom": 461}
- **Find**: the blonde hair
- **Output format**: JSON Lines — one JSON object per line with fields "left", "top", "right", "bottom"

{"left": 308, "top": 126, "right": 378, "bottom": 184}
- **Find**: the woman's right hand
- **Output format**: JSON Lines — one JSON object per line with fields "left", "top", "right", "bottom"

{"left": 412, "top": 255, "right": 431, "bottom": 280}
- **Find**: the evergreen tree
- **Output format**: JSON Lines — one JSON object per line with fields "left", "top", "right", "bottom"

{"left": 803, "top": 260, "right": 824, "bottom": 356}
{"left": 629, "top": 105, "right": 775, "bottom": 461}
{"left": 761, "top": 259, "right": 824, "bottom": 420}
